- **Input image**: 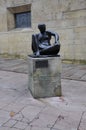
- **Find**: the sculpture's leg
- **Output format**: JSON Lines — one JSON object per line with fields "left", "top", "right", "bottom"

{"left": 32, "top": 34, "right": 39, "bottom": 55}
{"left": 40, "top": 44, "right": 60, "bottom": 55}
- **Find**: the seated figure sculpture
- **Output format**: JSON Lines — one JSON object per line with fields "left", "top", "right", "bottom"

{"left": 32, "top": 24, "right": 60, "bottom": 56}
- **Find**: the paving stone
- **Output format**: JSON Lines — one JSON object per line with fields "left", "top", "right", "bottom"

{"left": 78, "top": 65, "right": 86, "bottom": 70}
{"left": 61, "top": 79, "right": 86, "bottom": 105}
{"left": 3, "top": 102, "right": 26, "bottom": 113}
{"left": 12, "top": 112, "right": 24, "bottom": 122}
{"left": 30, "top": 112, "right": 58, "bottom": 128}
{"left": 0, "top": 127, "right": 18, "bottom": 130}
{"left": 0, "top": 90, "right": 19, "bottom": 105}
{"left": 12, "top": 63, "right": 28, "bottom": 74}
{"left": 81, "top": 74, "right": 86, "bottom": 80}
{"left": 41, "top": 106, "right": 61, "bottom": 116}
{"left": 79, "top": 112, "right": 86, "bottom": 130}
{"left": 0, "top": 58, "right": 86, "bottom": 130}
{"left": 0, "top": 110, "right": 10, "bottom": 126}
{"left": 13, "top": 121, "right": 28, "bottom": 129}
{"left": 41, "top": 96, "right": 86, "bottom": 114}
{"left": 0, "top": 58, "right": 86, "bottom": 82}
{"left": 0, "top": 71, "right": 28, "bottom": 89}
{"left": 12, "top": 112, "right": 30, "bottom": 124}
{"left": 25, "top": 126, "right": 50, "bottom": 130}
{"left": 53, "top": 110, "right": 82, "bottom": 130}
{"left": 70, "top": 70, "right": 86, "bottom": 80}
{"left": 21, "top": 105, "right": 43, "bottom": 122}
{"left": 0, "top": 102, "right": 8, "bottom": 109}
{"left": 0, "top": 59, "right": 27, "bottom": 74}
{"left": 3, "top": 119, "right": 17, "bottom": 127}
{"left": 61, "top": 68, "right": 77, "bottom": 78}
{"left": 21, "top": 117, "right": 30, "bottom": 124}
{"left": 15, "top": 97, "right": 46, "bottom": 107}
{"left": 0, "top": 59, "right": 25, "bottom": 69}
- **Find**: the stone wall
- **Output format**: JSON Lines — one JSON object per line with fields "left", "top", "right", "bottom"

{"left": 0, "top": 0, "right": 86, "bottom": 60}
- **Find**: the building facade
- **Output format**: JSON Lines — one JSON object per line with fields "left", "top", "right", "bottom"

{"left": 0, "top": 0, "right": 86, "bottom": 61}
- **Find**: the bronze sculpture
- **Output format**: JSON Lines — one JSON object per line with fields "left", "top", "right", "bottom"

{"left": 32, "top": 24, "right": 60, "bottom": 56}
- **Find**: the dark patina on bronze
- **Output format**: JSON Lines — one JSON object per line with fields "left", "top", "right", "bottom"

{"left": 31, "top": 24, "right": 60, "bottom": 56}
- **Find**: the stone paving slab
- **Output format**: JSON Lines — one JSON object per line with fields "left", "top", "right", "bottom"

{"left": 25, "top": 126, "right": 50, "bottom": 130}
{"left": 0, "top": 58, "right": 86, "bottom": 130}
{"left": 0, "top": 58, "right": 86, "bottom": 81}
{"left": 0, "top": 70, "right": 86, "bottom": 130}
{"left": 61, "top": 64, "right": 86, "bottom": 81}
{"left": 79, "top": 112, "right": 86, "bottom": 130}
{"left": 0, "top": 58, "right": 27, "bottom": 74}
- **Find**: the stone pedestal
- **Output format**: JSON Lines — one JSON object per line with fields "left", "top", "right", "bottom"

{"left": 28, "top": 56, "right": 62, "bottom": 98}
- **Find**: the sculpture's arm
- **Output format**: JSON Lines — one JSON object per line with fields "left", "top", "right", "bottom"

{"left": 47, "top": 31, "right": 60, "bottom": 44}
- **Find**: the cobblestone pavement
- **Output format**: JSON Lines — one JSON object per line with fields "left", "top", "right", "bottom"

{"left": 0, "top": 58, "right": 86, "bottom": 130}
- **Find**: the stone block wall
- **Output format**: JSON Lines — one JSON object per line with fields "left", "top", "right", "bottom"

{"left": 0, "top": 0, "right": 86, "bottom": 60}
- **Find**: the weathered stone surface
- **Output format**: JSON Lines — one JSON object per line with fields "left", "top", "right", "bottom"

{"left": 3, "top": 119, "right": 17, "bottom": 127}
{"left": 0, "top": 58, "right": 86, "bottom": 130}
{"left": 21, "top": 105, "right": 43, "bottom": 123}
{"left": 0, "top": 110, "right": 11, "bottom": 126}
{"left": 53, "top": 110, "right": 82, "bottom": 130}
{"left": 0, "top": 0, "right": 86, "bottom": 60}
{"left": 28, "top": 56, "right": 61, "bottom": 98}
{"left": 25, "top": 126, "right": 50, "bottom": 130}
{"left": 13, "top": 121, "right": 28, "bottom": 129}
{"left": 79, "top": 112, "right": 86, "bottom": 130}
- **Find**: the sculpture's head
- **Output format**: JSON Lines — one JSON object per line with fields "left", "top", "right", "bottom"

{"left": 38, "top": 24, "right": 46, "bottom": 33}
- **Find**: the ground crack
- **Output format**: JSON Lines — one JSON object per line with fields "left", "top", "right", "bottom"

{"left": 50, "top": 115, "right": 64, "bottom": 130}
{"left": 77, "top": 111, "right": 85, "bottom": 130}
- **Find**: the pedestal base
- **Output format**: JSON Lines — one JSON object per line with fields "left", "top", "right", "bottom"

{"left": 28, "top": 56, "right": 62, "bottom": 98}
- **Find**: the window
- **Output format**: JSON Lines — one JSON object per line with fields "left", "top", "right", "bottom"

{"left": 15, "top": 12, "right": 31, "bottom": 28}
{"left": 7, "top": 4, "right": 31, "bottom": 30}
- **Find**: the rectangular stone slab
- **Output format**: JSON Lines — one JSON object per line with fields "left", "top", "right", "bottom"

{"left": 28, "top": 56, "right": 62, "bottom": 98}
